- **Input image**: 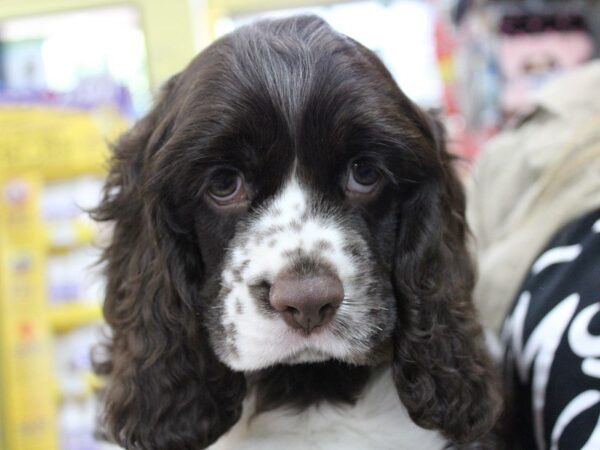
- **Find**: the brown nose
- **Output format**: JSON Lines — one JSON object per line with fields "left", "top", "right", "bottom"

{"left": 269, "top": 270, "right": 343, "bottom": 334}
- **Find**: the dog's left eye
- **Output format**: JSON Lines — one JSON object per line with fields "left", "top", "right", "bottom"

{"left": 206, "top": 169, "right": 247, "bottom": 206}
{"left": 346, "top": 159, "right": 382, "bottom": 195}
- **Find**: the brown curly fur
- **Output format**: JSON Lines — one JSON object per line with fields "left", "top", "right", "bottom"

{"left": 93, "top": 15, "right": 501, "bottom": 450}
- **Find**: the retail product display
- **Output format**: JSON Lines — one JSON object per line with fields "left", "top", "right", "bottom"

{"left": 0, "top": 106, "right": 125, "bottom": 450}
{"left": 443, "top": 0, "right": 600, "bottom": 156}
{"left": 498, "top": 12, "right": 594, "bottom": 117}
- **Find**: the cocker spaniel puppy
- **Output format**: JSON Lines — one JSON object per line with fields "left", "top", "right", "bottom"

{"left": 94, "top": 15, "right": 500, "bottom": 450}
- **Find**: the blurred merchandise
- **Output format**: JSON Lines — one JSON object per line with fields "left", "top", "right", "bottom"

{"left": 0, "top": 5, "right": 150, "bottom": 118}
{"left": 0, "top": 106, "right": 126, "bottom": 179}
{"left": 0, "top": 107, "right": 123, "bottom": 449}
{"left": 438, "top": 0, "right": 600, "bottom": 157}
{"left": 42, "top": 177, "right": 106, "bottom": 305}
{"left": 54, "top": 326, "right": 102, "bottom": 450}
{"left": 434, "top": 1, "right": 502, "bottom": 158}
{"left": 47, "top": 247, "right": 104, "bottom": 305}
{"left": 498, "top": 11, "right": 594, "bottom": 118}
{"left": 59, "top": 396, "right": 96, "bottom": 450}
{"left": 0, "top": 176, "right": 57, "bottom": 450}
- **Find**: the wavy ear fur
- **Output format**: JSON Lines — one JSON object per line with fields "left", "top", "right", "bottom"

{"left": 93, "top": 76, "right": 246, "bottom": 450}
{"left": 391, "top": 111, "right": 501, "bottom": 445}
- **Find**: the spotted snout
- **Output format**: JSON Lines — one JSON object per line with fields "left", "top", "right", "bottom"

{"left": 213, "top": 178, "right": 395, "bottom": 370}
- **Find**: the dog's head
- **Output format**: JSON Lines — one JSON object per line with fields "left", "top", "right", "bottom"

{"left": 95, "top": 15, "right": 499, "bottom": 450}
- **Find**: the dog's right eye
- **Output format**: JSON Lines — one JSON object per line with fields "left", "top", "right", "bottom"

{"left": 206, "top": 170, "right": 247, "bottom": 206}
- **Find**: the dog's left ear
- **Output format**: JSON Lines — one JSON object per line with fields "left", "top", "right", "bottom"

{"left": 391, "top": 109, "right": 501, "bottom": 444}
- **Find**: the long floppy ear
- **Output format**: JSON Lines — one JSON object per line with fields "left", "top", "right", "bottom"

{"left": 391, "top": 111, "right": 501, "bottom": 444}
{"left": 93, "top": 75, "right": 246, "bottom": 450}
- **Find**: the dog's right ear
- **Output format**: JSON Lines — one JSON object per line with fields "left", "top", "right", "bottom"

{"left": 93, "top": 74, "right": 246, "bottom": 450}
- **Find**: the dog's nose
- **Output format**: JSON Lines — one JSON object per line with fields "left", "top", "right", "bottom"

{"left": 269, "top": 270, "right": 343, "bottom": 334}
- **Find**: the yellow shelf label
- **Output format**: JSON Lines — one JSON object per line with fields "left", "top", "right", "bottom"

{"left": 0, "top": 106, "right": 127, "bottom": 180}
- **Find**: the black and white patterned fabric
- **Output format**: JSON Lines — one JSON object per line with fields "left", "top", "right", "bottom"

{"left": 502, "top": 208, "right": 600, "bottom": 450}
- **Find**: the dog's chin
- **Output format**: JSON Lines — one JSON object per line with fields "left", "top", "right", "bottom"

{"left": 280, "top": 348, "right": 332, "bottom": 365}
{"left": 221, "top": 341, "right": 393, "bottom": 372}
{"left": 222, "top": 348, "right": 339, "bottom": 372}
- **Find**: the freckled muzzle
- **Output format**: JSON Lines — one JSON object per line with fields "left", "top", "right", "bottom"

{"left": 210, "top": 178, "right": 396, "bottom": 370}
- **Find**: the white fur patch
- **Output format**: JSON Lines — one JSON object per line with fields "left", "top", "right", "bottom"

{"left": 209, "top": 367, "right": 447, "bottom": 450}
{"left": 215, "top": 176, "right": 392, "bottom": 370}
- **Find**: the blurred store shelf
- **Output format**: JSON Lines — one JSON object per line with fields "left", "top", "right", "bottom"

{"left": 46, "top": 219, "right": 97, "bottom": 250}
{"left": 47, "top": 303, "right": 103, "bottom": 333}
{"left": 0, "top": 106, "right": 119, "bottom": 450}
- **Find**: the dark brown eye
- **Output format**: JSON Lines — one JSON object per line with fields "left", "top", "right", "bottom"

{"left": 346, "top": 159, "right": 381, "bottom": 195}
{"left": 207, "top": 169, "right": 246, "bottom": 206}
